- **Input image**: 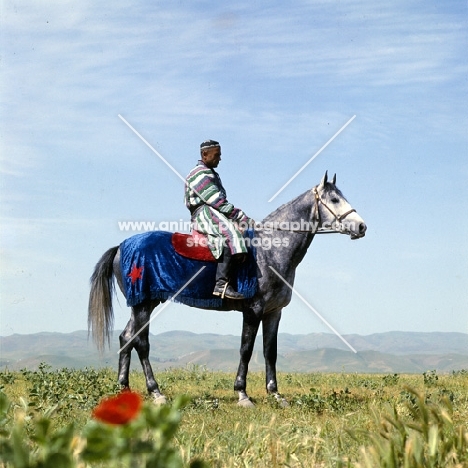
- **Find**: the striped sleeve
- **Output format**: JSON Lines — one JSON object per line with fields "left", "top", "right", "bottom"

{"left": 185, "top": 166, "right": 248, "bottom": 223}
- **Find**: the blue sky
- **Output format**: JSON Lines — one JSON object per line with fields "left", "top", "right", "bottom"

{"left": 1, "top": 0, "right": 467, "bottom": 338}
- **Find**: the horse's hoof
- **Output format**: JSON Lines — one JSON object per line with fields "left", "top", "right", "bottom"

{"left": 237, "top": 397, "right": 255, "bottom": 408}
{"left": 277, "top": 397, "right": 289, "bottom": 408}
{"left": 152, "top": 394, "right": 167, "bottom": 405}
{"left": 272, "top": 393, "right": 289, "bottom": 408}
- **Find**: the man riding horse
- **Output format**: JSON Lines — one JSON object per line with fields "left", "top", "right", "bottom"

{"left": 184, "top": 140, "right": 254, "bottom": 300}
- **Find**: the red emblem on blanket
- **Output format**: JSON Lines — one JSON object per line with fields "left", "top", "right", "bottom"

{"left": 128, "top": 263, "right": 144, "bottom": 284}
{"left": 171, "top": 231, "right": 217, "bottom": 262}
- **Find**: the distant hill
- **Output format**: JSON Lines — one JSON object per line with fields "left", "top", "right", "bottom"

{"left": 0, "top": 330, "right": 467, "bottom": 373}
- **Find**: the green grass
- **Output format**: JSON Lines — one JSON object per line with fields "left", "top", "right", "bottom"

{"left": 1, "top": 365, "right": 467, "bottom": 467}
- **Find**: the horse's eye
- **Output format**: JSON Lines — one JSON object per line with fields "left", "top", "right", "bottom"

{"left": 331, "top": 198, "right": 340, "bottom": 204}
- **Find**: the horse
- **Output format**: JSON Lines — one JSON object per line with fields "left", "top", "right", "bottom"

{"left": 88, "top": 172, "right": 366, "bottom": 407}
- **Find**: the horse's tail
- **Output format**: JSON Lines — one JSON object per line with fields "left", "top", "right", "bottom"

{"left": 88, "top": 246, "right": 119, "bottom": 353}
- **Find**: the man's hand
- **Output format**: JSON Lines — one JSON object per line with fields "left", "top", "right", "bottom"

{"left": 238, "top": 218, "right": 256, "bottom": 233}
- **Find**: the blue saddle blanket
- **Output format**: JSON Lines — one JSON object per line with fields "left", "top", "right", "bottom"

{"left": 120, "top": 230, "right": 257, "bottom": 308}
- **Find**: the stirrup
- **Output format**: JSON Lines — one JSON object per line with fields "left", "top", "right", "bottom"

{"left": 213, "top": 282, "right": 229, "bottom": 299}
{"left": 213, "top": 282, "right": 244, "bottom": 300}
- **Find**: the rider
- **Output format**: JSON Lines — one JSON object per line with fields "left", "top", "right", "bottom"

{"left": 184, "top": 140, "right": 254, "bottom": 300}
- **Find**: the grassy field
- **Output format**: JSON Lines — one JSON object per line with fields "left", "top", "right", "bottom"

{"left": 1, "top": 365, "right": 467, "bottom": 467}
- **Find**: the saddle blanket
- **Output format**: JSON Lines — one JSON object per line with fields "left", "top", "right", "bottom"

{"left": 120, "top": 230, "right": 257, "bottom": 308}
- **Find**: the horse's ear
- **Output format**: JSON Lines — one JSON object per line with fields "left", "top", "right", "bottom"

{"left": 332, "top": 173, "right": 336, "bottom": 185}
{"left": 320, "top": 171, "right": 328, "bottom": 186}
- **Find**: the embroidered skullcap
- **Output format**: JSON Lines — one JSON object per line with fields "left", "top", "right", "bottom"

{"left": 200, "top": 139, "right": 220, "bottom": 149}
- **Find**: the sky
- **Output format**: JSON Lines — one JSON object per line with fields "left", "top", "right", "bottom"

{"left": 1, "top": 0, "right": 467, "bottom": 340}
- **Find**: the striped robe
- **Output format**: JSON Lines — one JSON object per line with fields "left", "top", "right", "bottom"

{"left": 185, "top": 161, "right": 250, "bottom": 259}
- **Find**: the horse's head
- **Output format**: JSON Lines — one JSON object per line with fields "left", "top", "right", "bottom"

{"left": 313, "top": 171, "right": 367, "bottom": 239}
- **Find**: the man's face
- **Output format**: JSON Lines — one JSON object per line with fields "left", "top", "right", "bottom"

{"left": 202, "top": 146, "right": 221, "bottom": 168}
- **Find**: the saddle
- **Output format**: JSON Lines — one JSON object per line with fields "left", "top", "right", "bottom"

{"left": 171, "top": 231, "right": 217, "bottom": 262}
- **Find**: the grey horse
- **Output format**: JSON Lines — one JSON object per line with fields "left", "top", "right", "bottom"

{"left": 88, "top": 172, "right": 366, "bottom": 406}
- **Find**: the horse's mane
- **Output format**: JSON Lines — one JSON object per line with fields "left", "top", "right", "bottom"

{"left": 262, "top": 183, "right": 347, "bottom": 223}
{"left": 262, "top": 189, "right": 310, "bottom": 223}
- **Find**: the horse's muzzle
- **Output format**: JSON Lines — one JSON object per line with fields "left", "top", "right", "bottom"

{"left": 351, "top": 222, "right": 367, "bottom": 240}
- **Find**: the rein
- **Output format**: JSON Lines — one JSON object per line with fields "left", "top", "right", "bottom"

{"left": 255, "top": 186, "right": 356, "bottom": 235}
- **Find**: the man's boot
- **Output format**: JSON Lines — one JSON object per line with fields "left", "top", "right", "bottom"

{"left": 213, "top": 247, "right": 245, "bottom": 300}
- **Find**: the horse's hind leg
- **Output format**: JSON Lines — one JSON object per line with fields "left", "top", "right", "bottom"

{"left": 132, "top": 301, "right": 166, "bottom": 404}
{"left": 118, "top": 301, "right": 166, "bottom": 404}
{"left": 117, "top": 318, "right": 134, "bottom": 390}
{"left": 114, "top": 249, "right": 134, "bottom": 391}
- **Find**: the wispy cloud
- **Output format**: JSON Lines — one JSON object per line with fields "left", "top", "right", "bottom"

{"left": 3, "top": 0, "right": 466, "bottom": 158}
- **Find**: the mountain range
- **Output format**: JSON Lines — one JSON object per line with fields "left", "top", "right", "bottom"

{"left": 1, "top": 330, "right": 467, "bottom": 373}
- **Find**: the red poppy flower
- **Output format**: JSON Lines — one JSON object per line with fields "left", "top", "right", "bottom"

{"left": 93, "top": 391, "right": 142, "bottom": 425}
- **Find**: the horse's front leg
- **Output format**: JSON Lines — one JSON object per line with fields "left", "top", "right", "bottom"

{"left": 262, "top": 309, "right": 289, "bottom": 407}
{"left": 234, "top": 309, "right": 261, "bottom": 407}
